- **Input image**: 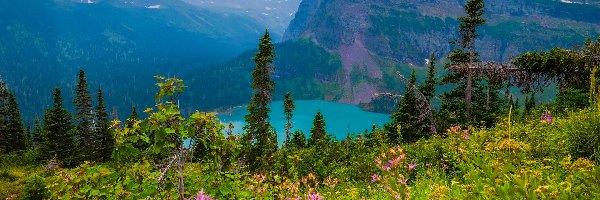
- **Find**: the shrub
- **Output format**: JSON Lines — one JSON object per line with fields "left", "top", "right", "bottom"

{"left": 21, "top": 175, "right": 49, "bottom": 200}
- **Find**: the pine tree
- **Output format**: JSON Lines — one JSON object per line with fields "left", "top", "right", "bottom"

{"left": 73, "top": 69, "right": 94, "bottom": 161}
{"left": 94, "top": 88, "right": 113, "bottom": 162}
{"left": 421, "top": 52, "right": 437, "bottom": 102}
{"left": 0, "top": 80, "right": 27, "bottom": 153}
{"left": 308, "top": 111, "right": 329, "bottom": 147}
{"left": 43, "top": 88, "right": 76, "bottom": 166}
{"left": 243, "top": 30, "right": 277, "bottom": 171}
{"left": 283, "top": 92, "right": 295, "bottom": 147}
{"left": 385, "top": 70, "right": 427, "bottom": 144}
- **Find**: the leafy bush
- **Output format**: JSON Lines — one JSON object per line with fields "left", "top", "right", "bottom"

{"left": 21, "top": 175, "right": 49, "bottom": 200}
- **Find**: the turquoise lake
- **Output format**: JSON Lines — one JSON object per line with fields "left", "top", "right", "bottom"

{"left": 217, "top": 100, "right": 391, "bottom": 144}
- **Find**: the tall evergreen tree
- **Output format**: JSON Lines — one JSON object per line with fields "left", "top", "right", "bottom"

{"left": 384, "top": 70, "right": 427, "bottom": 143}
{"left": 308, "top": 111, "right": 329, "bottom": 147}
{"left": 43, "top": 88, "right": 76, "bottom": 166}
{"left": 243, "top": 30, "right": 277, "bottom": 171}
{"left": 31, "top": 115, "right": 43, "bottom": 149}
{"left": 283, "top": 92, "right": 295, "bottom": 146}
{"left": 421, "top": 52, "right": 437, "bottom": 102}
{"left": 73, "top": 69, "right": 94, "bottom": 161}
{"left": 94, "top": 88, "right": 114, "bottom": 162}
{"left": 0, "top": 81, "right": 27, "bottom": 153}
{"left": 439, "top": 0, "right": 499, "bottom": 128}
{"left": 458, "top": 0, "right": 485, "bottom": 119}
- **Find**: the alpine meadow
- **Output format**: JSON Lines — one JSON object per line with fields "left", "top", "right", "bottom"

{"left": 2, "top": 0, "right": 600, "bottom": 199}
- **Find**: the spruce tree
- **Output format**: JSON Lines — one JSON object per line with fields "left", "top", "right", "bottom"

{"left": 290, "top": 130, "right": 306, "bottom": 149}
{"left": 283, "top": 92, "right": 295, "bottom": 146}
{"left": 243, "top": 31, "right": 277, "bottom": 171}
{"left": 421, "top": 52, "right": 437, "bottom": 102}
{"left": 385, "top": 70, "right": 427, "bottom": 144}
{"left": 31, "top": 115, "right": 43, "bottom": 149}
{"left": 73, "top": 69, "right": 94, "bottom": 161}
{"left": 94, "top": 88, "right": 113, "bottom": 162}
{"left": 0, "top": 80, "right": 27, "bottom": 153}
{"left": 43, "top": 88, "right": 76, "bottom": 166}
{"left": 308, "top": 111, "right": 329, "bottom": 147}
{"left": 439, "top": 0, "right": 495, "bottom": 128}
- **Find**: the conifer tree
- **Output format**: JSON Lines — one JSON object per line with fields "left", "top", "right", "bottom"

{"left": 126, "top": 107, "right": 138, "bottom": 128}
{"left": 308, "top": 111, "right": 329, "bottom": 147}
{"left": 243, "top": 30, "right": 277, "bottom": 171}
{"left": 31, "top": 115, "right": 43, "bottom": 149}
{"left": 0, "top": 80, "right": 27, "bottom": 153}
{"left": 385, "top": 70, "right": 428, "bottom": 143}
{"left": 43, "top": 88, "right": 76, "bottom": 166}
{"left": 73, "top": 69, "right": 94, "bottom": 161}
{"left": 421, "top": 52, "right": 437, "bottom": 102}
{"left": 439, "top": 0, "right": 496, "bottom": 128}
{"left": 94, "top": 88, "right": 113, "bottom": 162}
{"left": 283, "top": 92, "right": 295, "bottom": 146}
{"left": 290, "top": 130, "right": 306, "bottom": 149}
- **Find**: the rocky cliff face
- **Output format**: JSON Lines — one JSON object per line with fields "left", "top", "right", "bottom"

{"left": 283, "top": 0, "right": 600, "bottom": 104}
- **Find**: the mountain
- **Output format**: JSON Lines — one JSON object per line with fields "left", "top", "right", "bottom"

{"left": 0, "top": 0, "right": 264, "bottom": 120}
{"left": 282, "top": 0, "right": 600, "bottom": 104}
{"left": 182, "top": 0, "right": 303, "bottom": 39}
{"left": 191, "top": 0, "right": 600, "bottom": 112}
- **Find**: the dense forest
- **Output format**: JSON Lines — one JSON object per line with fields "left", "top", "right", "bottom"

{"left": 1, "top": 0, "right": 600, "bottom": 199}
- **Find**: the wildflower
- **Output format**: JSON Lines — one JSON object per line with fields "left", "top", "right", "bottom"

{"left": 462, "top": 133, "right": 469, "bottom": 140}
{"left": 541, "top": 113, "right": 553, "bottom": 124}
{"left": 397, "top": 177, "right": 409, "bottom": 185}
{"left": 375, "top": 157, "right": 382, "bottom": 165}
{"left": 194, "top": 190, "right": 215, "bottom": 200}
{"left": 408, "top": 161, "right": 418, "bottom": 171}
{"left": 308, "top": 193, "right": 323, "bottom": 200}
{"left": 382, "top": 164, "right": 391, "bottom": 171}
{"left": 429, "top": 126, "right": 437, "bottom": 134}
{"left": 371, "top": 174, "right": 381, "bottom": 183}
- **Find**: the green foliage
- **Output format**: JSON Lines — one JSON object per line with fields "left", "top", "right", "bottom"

{"left": 21, "top": 174, "right": 49, "bottom": 200}
{"left": 563, "top": 109, "right": 600, "bottom": 162}
{"left": 385, "top": 70, "right": 430, "bottom": 144}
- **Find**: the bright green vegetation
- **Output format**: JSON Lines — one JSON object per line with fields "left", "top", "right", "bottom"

{"left": 2, "top": 1, "right": 600, "bottom": 199}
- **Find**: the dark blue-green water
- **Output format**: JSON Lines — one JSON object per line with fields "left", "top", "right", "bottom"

{"left": 218, "top": 100, "right": 391, "bottom": 144}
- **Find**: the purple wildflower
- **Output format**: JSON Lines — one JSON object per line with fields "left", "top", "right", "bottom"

{"left": 371, "top": 174, "right": 381, "bottom": 183}
{"left": 541, "top": 114, "right": 553, "bottom": 124}
{"left": 195, "top": 190, "right": 215, "bottom": 200}
{"left": 308, "top": 193, "right": 323, "bottom": 200}
{"left": 429, "top": 126, "right": 437, "bottom": 134}
{"left": 408, "top": 161, "right": 418, "bottom": 171}
{"left": 463, "top": 133, "right": 469, "bottom": 140}
{"left": 382, "top": 164, "right": 390, "bottom": 171}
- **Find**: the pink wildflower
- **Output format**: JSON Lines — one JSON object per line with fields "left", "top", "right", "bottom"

{"left": 308, "top": 193, "right": 323, "bottom": 200}
{"left": 194, "top": 190, "right": 215, "bottom": 200}
{"left": 408, "top": 161, "right": 418, "bottom": 171}
{"left": 371, "top": 174, "right": 381, "bottom": 183}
